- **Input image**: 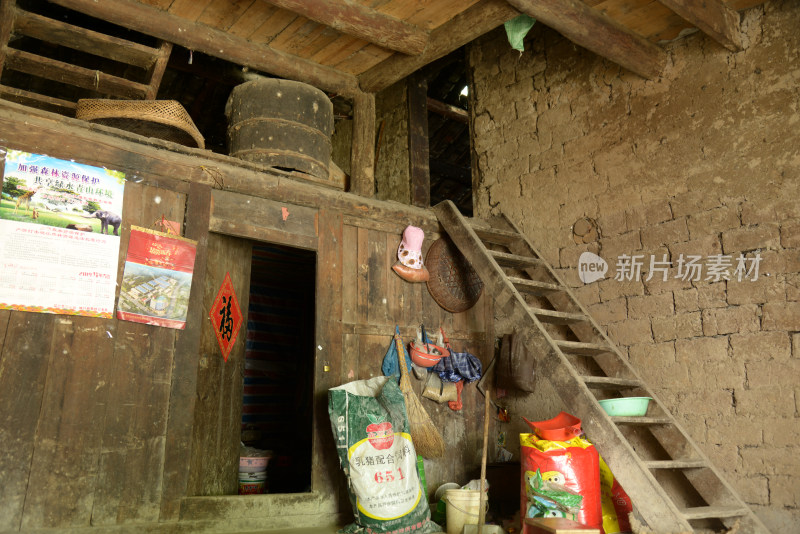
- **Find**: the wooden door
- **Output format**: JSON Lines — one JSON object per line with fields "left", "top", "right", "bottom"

{"left": 186, "top": 232, "right": 252, "bottom": 496}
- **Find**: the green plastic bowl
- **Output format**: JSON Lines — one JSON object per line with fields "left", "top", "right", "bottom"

{"left": 598, "top": 397, "right": 652, "bottom": 416}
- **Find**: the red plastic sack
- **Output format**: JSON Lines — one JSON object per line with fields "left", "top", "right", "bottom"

{"left": 520, "top": 432, "right": 603, "bottom": 533}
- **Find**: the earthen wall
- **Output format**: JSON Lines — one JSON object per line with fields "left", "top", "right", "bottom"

{"left": 469, "top": 2, "right": 800, "bottom": 530}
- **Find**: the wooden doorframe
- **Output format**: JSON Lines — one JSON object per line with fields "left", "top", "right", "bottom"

{"left": 177, "top": 193, "right": 344, "bottom": 526}
{"left": 158, "top": 182, "right": 211, "bottom": 519}
{"left": 209, "top": 189, "right": 320, "bottom": 252}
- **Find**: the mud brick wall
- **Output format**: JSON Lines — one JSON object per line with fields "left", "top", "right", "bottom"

{"left": 468, "top": 1, "right": 799, "bottom": 530}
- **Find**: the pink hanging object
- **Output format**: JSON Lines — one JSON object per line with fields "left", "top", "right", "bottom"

{"left": 392, "top": 225, "right": 430, "bottom": 282}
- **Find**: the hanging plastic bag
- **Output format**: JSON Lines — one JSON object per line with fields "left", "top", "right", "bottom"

{"left": 382, "top": 325, "right": 413, "bottom": 383}
{"left": 504, "top": 14, "right": 536, "bottom": 52}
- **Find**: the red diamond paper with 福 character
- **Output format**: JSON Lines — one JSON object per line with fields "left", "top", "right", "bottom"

{"left": 208, "top": 272, "right": 242, "bottom": 361}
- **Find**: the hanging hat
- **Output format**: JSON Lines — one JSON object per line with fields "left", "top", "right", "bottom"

{"left": 392, "top": 225, "right": 430, "bottom": 282}
{"left": 398, "top": 225, "right": 425, "bottom": 268}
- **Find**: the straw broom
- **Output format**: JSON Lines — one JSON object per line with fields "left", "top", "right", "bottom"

{"left": 396, "top": 334, "right": 445, "bottom": 458}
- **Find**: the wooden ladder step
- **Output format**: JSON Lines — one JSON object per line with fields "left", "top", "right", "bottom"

{"left": 0, "top": 84, "right": 77, "bottom": 114}
{"left": 13, "top": 8, "right": 161, "bottom": 68}
{"left": 509, "top": 276, "right": 564, "bottom": 296}
{"left": 5, "top": 48, "right": 150, "bottom": 99}
{"left": 645, "top": 459, "right": 708, "bottom": 469}
{"left": 611, "top": 416, "right": 672, "bottom": 425}
{"left": 470, "top": 224, "right": 521, "bottom": 246}
{"left": 555, "top": 340, "right": 612, "bottom": 356}
{"left": 679, "top": 505, "right": 749, "bottom": 520}
{"left": 581, "top": 376, "right": 642, "bottom": 389}
{"left": 490, "top": 250, "right": 544, "bottom": 269}
{"left": 531, "top": 308, "right": 589, "bottom": 325}
{"left": 434, "top": 201, "right": 770, "bottom": 534}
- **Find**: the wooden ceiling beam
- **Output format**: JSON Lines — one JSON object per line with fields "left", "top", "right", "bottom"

{"left": 47, "top": 0, "right": 360, "bottom": 96}
{"left": 359, "top": 0, "right": 519, "bottom": 93}
{"left": 427, "top": 97, "right": 468, "bottom": 124}
{"left": 655, "top": 0, "right": 742, "bottom": 51}
{"left": 506, "top": 0, "right": 667, "bottom": 79}
{"left": 262, "top": 0, "right": 428, "bottom": 56}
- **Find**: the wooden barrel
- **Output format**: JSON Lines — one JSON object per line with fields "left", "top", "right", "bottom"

{"left": 226, "top": 79, "right": 334, "bottom": 180}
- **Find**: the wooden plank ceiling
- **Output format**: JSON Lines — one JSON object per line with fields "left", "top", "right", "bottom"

{"left": 38, "top": 0, "right": 766, "bottom": 97}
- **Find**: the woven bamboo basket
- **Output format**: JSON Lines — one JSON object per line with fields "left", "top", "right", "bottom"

{"left": 426, "top": 236, "right": 483, "bottom": 313}
{"left": 76, "top": 99, "right": 204, "bottom": 149}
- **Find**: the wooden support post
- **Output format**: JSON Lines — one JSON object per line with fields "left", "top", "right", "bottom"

{"left": 145, "top": 41, "right": 173, "bottom": 99}
{"left": 312, "top": 209, "right": 344, "bottom": 493}
{"left": 159, "top": 182, "right": 211, "bottom": 521}
{"left": 478, "top": 375, "right": 492, "bottom": 533}
{"left": 350, "top": 91, "right": 376, "bottom": 198}
{"left": 408, "top": 72, "right": 430, "bottom": 208}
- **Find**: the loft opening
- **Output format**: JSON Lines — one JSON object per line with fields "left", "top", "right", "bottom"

{"left": 405, "top": 48, "right": 473, "bottom": 215}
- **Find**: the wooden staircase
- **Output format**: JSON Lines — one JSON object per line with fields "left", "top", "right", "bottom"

{"left": 433, "top": 200, "right": 770, "bottom": 534}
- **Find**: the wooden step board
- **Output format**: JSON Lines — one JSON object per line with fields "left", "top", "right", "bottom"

{"left": 433, "top": 200, "right": 770, "bottom": 534}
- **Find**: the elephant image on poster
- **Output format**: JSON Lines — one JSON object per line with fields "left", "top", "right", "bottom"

{"left": 85, "top": 210, "right": 122, "bottom": 236}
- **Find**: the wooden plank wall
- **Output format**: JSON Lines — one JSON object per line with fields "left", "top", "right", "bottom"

{"left": 82, "top": 184, "right": 186, "bottom": 527}
{"left": 339, "top": 217, "right": 495, "bottom": 497}
{"left": 205, "top": 194, "right": 497, "bottom": 506}
{"left": 0, "top": 102, "right": 495, "bottom": 531}
{"left": 160, "top": 182, "right": 211, "bottom": 520}
{"left": 0, "top": 181, "right": 187, "bottom": 530}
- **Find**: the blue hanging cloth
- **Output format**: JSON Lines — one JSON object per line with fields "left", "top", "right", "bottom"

{"left": 447, "top": 347, "right": 483, "bottom": 383}
{"left": 382, "top": 325, "right": 413, "bottom": 383}
{"left": 431, "top": 328, "right": 483, "bottom": 383}
{"left": 433, "top": 356, "right": 461, "bottom": 382}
